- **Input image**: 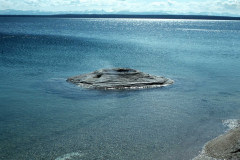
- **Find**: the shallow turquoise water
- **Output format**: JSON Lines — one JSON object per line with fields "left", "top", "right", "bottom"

{"left": 0, "top": 18, "right": 240, "bottom": 160}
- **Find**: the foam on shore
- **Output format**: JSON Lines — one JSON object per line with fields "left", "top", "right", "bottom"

{"left": 222, "top": 119, "right": 240, "bottom": 130}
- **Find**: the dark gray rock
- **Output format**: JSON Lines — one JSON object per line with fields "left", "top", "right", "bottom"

{"left": 204, "top": 127, "right": 240, "bottom": 160}
{"left": 193, "top": 120, "right": 240, "bottom": 160}
{"left": 67, "top": 68, "right": 174, "bottom": 90}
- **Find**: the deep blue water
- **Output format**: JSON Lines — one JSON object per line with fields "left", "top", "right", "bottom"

{"left": 0, "top": 17, "right": 240, "bottom": 160}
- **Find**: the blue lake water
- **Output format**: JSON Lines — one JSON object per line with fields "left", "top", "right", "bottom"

{"left": 0, "top": 17, "right": 240, "bottom": 160}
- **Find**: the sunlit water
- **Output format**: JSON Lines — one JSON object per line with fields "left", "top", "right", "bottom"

{"left": 0, "top": 17, "right": 240, "bottom": 160}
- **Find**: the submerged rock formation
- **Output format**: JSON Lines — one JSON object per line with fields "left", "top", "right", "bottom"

{"left": 194, "top": 120, "right": 240, "bottom": 160}
{"left": 67, "top": 68, "right": 174, "bottom": 90}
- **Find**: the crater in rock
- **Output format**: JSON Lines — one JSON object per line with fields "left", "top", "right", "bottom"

{"left": 67, "top": 68, "right": 174, "bottom": 90}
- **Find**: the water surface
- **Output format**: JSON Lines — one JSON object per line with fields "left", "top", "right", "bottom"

{"left": 0, "top": 18, "right": 240, "bottom": 160}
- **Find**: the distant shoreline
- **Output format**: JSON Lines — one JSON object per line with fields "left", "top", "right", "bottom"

{"left": 1, "top": 14, "right": 240, "bottom": 20}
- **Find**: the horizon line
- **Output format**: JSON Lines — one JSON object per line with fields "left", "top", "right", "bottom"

{"left": 1, "top": 14, "right": 240, "bottom": 20}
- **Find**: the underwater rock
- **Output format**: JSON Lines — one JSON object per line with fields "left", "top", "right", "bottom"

{"left": 55, "top": 152, "right": 83, "bottom": 160}
{"left": 67, "top": 68, "right": 174, "bottom": 90}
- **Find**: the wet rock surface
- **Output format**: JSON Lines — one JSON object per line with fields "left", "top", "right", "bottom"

{"left": 204, "top": 127, "right": 240, "bottom": 160}
{"left": 67, "top": 68, "right": 174, "bottom": 90}
{"left": 194, "top": 120, "right": 240, "bottom": 160}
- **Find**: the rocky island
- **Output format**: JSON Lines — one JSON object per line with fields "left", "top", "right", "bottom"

{"left": 67, "top": 68, "right": 174, "bottom": 90}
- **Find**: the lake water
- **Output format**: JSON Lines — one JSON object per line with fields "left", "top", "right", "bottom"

{"left": 0, "top": 17, "right": 240, "bottom": 160}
